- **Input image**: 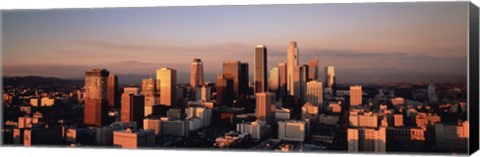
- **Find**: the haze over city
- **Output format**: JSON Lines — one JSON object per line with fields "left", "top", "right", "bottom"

{"left": 2, "top": 2, "right": 468, "bottom": 84}
{"left": 2, "top": 1, "right": 473, "bottom": 154}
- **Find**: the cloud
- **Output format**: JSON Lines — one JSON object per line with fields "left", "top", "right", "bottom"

{"left": 69, "top": 39, "right": 253, "bottom": 54}
{"left": 71, "top": 40, "right": 154, "bottom": 51}
{"left": 312, "top": 50, "right": 408, "bottom": 57}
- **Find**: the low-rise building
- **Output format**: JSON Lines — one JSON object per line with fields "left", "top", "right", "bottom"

{"left": 348, "top": 127, "right": 386, "bottom": 153}
{"left": 301, "top": 102, "right": 318, "bottom": 121}
{"left": 349, "top": 111, "right": 380, "bottom": 128}
{"left": 40, "top": 97, "right": 55, "bottom": 107}
{"left": 318, "top": 114, "right": 340, "bottom": 126}
{"left": 214, "top": 131, "right": 250, "bottom": 148}
{"left": 24, "top": 126, "right": 63, "bottom": 146}
{"left": 113, "top": 128, "right": 155, "bottom": 148}
{"left": 275, "top": 108, "right": 291, "bottom": 121}
{"left": 278, "top": 120, "right": 306, "bottom": 142}
{"left": 237, "top": 120, "right": 271, "bottom": 140}
{"left": 434, "top": 121, "right": 468, "bottom": 152}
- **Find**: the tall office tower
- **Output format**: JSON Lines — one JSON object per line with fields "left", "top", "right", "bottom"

{"left": 120, "top": 93, "right": 145, "bottom": 128}
{"left": 240, "top": 63, "right": 249, "bottom": 95}
{"left": 306, "top": 80, "right": 323, "bottom": 105}
{"left": 216, "top": 74, "right": 234, "bottom": 107}
{"left": 156, "top": 68, "right": 177, "bottom": 106}
{"left": 268, "top": 67, "right": 279, "bottom": 92}
{"left": 107, "top": 74, "right": 118, "bottom": 108}
{"left": 300, "top": 64, "right": 309, "bottom": 102}
{"left": 325, "top": 66, "right": 336, "bottom": 97}
{"left": 142, "top": 78, "right": 156, "bottom": 116}
{"left": 256, "top": 92, "right": 275, "bottom": 125}
{"left": 190, "top": 58, "right": 204, "bottom": 89}
{"left": 84, "top": 69, "right": 109, "bottom": 126}
{"left": 350, "top": 85, "right": 362, "bottom": 106}
{"left": 287, "top": 41, "right": 299, "bottom": 96}
{"left": 292, "top": 66, "right": 301, "bottom": 100}
{"left": 278, "top": 62, "right": 287, "bottom": 98}
{"left": 255, "top": 45, "right": 268, "bottom": 93}
{"left": 121, "top": 87, "right": 139, "bottom": 110}
{"left": 308, "top": 58, "right": 319, "bottom": 81}
{"left": 223, "top": 60, "right": 241, "bottom": 97}
{"left": 292, "top": 65, "right": 307, "bottom": 101}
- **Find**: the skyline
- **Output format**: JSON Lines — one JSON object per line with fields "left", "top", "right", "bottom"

{"left": 2, "top": 2, "right": 469, "bottom": 84}
{"left": 1, "top": 2, "right": 474, "bottom": 154}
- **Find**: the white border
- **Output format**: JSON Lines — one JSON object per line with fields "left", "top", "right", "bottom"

{"left": 0, "top": 0, "right": 478, "bottom": 157}
{"left": 0, "top": 0, "right": 474, "bottom": 10}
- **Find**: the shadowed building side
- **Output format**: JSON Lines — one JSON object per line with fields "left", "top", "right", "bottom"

{"left": 216, "top": 73, "right": 234, "bottom": 107}
{"left": 223, "top": 60, "right": 241, "bottom": 97}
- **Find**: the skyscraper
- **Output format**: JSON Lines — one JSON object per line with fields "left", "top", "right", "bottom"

{"left": 254, "top": 45, "right": 268, "bottom": 93}
{"left": 216, "top": 74, "right": 234, "bottom": 107}
{"left": 350, "top": 85, "right": 362, "bottom": 106}
{"left": 120, "top": 93, "right": 145, "bottom": 128}
{"left": 156, "top": 68, "right": 177, "bottom": 107}
{"left": 325, "top": 66, "right": 336, "bottom": 97}
{"left": 268, "top": 67, "right": 279, "bottom": 92}
{"left": 293, "top": 66, "right": 301, "bottom": 100}
{"left": 300, "top": 64, "right": 309, "bottom": 102}
{"left": 223, "top": 60, "right": 241, "bottom": 97}
{"left": 292, "top": 65, "right": 307, "bottom": 101}
{"left": 278, "top": 62, "right": 287, "bottom": 98}
{"left": 141, "top": 78, "right": 156, "bottom": 116}
{"left": 240, "top": 63, "right": 249, "bottom": 95}
{"left": 256, "top": 92, "right": 276, "bottom": 125}
{"left": 107, "top": 74, "right": 118, "bottom": 108}
{"left": 190, "top": 58, "right": 204, "bottom": 89}
{"left": 306, "top": 80, "right": 323, "bottom": 105}
{"left": 308, "top": 58, "right": 319, "bottom": 81}
{"left": 287, "top": 41, "right": 299, "bottom": 96}
{"left": 84, "top": 69, "right": 109, "bottom": 126}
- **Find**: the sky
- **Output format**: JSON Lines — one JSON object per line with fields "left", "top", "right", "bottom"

{"left": 1, "top": 2, "right": 469, "bottom": 84}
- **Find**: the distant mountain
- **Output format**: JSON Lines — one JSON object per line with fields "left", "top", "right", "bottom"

{"left": 3, "top": 74, "right": 155, "bottom": 87}
{"left": 116, "top": 74, "right": 151, "bottom": 86}
{"left": 3, "top": 76, "right": 83, "bottom": 87}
